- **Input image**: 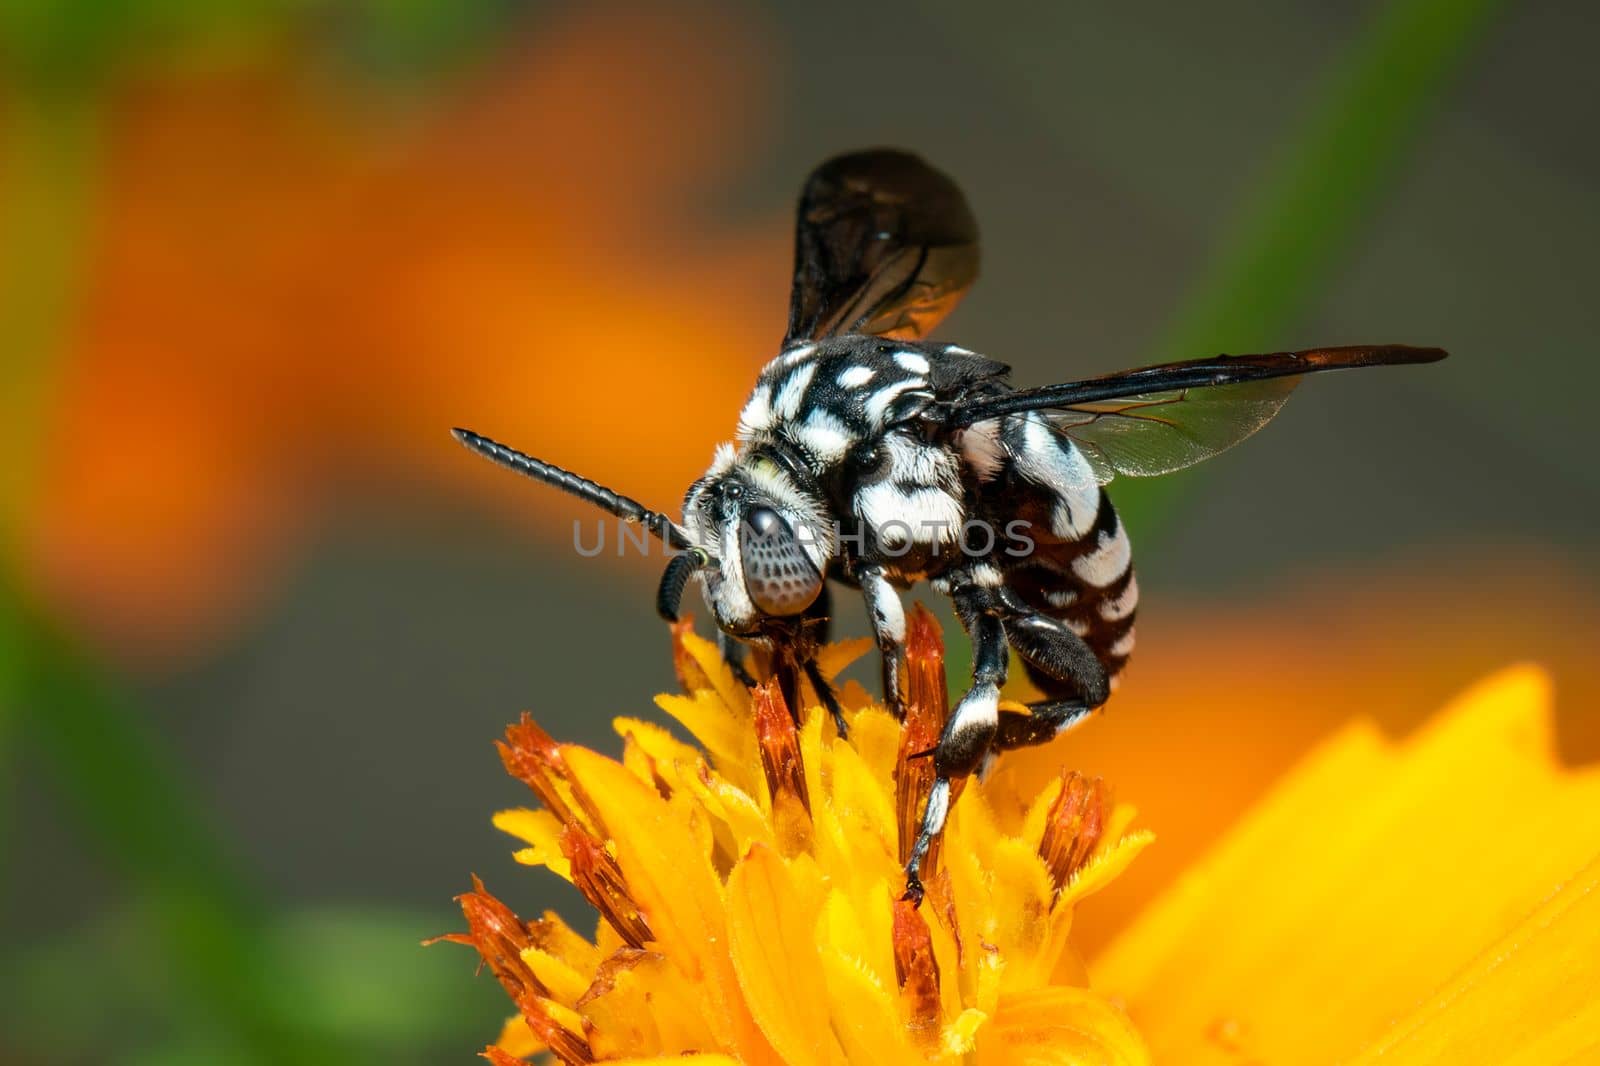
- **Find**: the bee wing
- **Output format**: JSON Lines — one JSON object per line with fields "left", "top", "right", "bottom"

{"left": 785, "top": 149, "right": 979, "bottom": 344}
{"left": 951, "top": 344, "right": 1447, "bottom": 483}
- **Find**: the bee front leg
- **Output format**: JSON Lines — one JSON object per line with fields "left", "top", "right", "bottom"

{"left": 855, "top": 562, "right": 907, "bottom": 719}
{"left": 715, "top": 629, "right": 757, "bottom": 688}
{"left": 902, "top": 582, "right": 1006, "bottom": 904}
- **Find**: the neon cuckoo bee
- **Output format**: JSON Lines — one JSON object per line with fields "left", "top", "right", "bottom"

{"left": 454, "top": 149, "right": 1446, "bottom": 904}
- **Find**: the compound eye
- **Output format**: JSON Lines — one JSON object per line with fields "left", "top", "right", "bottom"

{"left": 739, "top": 507, "right": 822, "bottom": 616}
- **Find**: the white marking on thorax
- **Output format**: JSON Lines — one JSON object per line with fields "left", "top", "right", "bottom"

{"left": 894, "top": 351, "right": 931, "bottom": 375}
{"left": 774, "top": 361, "right": 817, "bottom": 420}
{"left": 856, "top": 483, "right": 963, "bottom": 547}
{"left": 792, "top": 409, "right": 857, "bottom": 463}
{"left": 777, "top": 342, "right": 817, "bottom": 368}
{"left": 1108, "top": 630, "right": 1136, "bottom": 658}
{"left": 883, "top": 432, "right": 952, "bottom": 485}
{"left": 737, "top": 386, "right": 774, "bottom": 437}
{"left": 836, "top": 365, "right": 876, "bottom": 388}
{"left": 863, "top": 378, "right": 922, "bottom": 423}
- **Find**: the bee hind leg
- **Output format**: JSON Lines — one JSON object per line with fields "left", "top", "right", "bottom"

{"left": 995, "top": 607, "right": 1110, "bottom": 751}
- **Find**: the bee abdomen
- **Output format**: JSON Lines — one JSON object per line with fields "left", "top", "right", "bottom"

{"left": 970, "top": 411, "right": 1138, "bottom": 685}
{"left": 1008, "top": 492, "right": 1137, "bottom": 685}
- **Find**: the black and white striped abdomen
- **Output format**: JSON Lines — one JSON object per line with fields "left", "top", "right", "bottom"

{"left": 964, "top": 412, "right": 1138, "bottom": 685}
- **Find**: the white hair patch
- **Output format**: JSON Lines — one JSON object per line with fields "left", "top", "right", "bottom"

{"left": 836, "top": 365, "right": 876, "bottom": 388}
{"left": 863, "top": 378, "right": 922, "bottom": 423}
{"left": 793, "top": 409, "right": 857, "bottom": 463}
{"left": 774, "top": 361, "right": 818, "bottom": 419}
{"left": 1099, "top": 574, "right": 1139, "bottom": 620}
{"left": 1071, "top": 525, "right": 1133, "bottom": 587}
{"left": 894, "top": 351, "right": 931, "bottom": 375}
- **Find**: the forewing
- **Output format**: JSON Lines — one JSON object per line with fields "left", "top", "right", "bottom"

{"left": 785, "top": 149, "right": 979, "bottom": 343}
{"left": 1053, "top": 376, "right": 1301, "bottom": 483}
{"left": 950, "top": 344, "right": 1447, "bottom": 484}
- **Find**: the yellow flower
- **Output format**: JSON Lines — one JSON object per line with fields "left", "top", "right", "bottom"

{"left": 1094, "top": 664, "right": 1600, "bottom": 1063}
{"left": 443, "top": 606, "right": 1153, "bottom": 1064}
{"left": 443, "top": 614, "right": 1600, "bottom": 1064}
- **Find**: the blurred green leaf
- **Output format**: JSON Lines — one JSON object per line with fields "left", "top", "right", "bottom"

{"left": 3, "top": 579, "right": 353, "bottom": 1064}
{"left": 1111, "top": 0, "right": 1504, "bottom": 534}
{"left": 3, "top": 903, "right": 501, "bottom": 1060}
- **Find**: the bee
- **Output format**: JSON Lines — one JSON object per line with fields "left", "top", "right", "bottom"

{"left": 455, "top": 149, "right": 1446, "bottom": 903}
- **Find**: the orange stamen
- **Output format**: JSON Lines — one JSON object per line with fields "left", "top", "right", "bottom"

{"left": 752, "top": 679, "right": 813, "bottom": 854}
{"left": 448, "top": 877, "right": 595, "bottom": 1064}
{"left": 499, "top": 715, "right": 608, "bottom": 836}
{"left": 561, "top": 825, "right": 654, "bottom": 949}
{"left": 892, "top": 897, "right": 942, "bottom": 1041}
{"left": 897, "top": 605, "right": 953, "bottom": 870}
{"left": 1038, "top": 770, "right": 1109, "bottom": 897}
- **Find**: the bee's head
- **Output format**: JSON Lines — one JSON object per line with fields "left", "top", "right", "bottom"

{"left": 680, "top": 444, "right": 835, "bottom": 632}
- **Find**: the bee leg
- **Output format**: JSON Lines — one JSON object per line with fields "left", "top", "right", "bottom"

{"left": 855, "top": 562, "right": 907, "bottom": 719}
{"left": 995, "top": 609, "right": 1110, "bottom": 751}
{"left": 774, "top": 653, "right": 804, "bottom": 725}
{"left": 716, "top": 630, "right": 758, "bottom": 688}
{"left": 903, "top": 583, "right": 1006, "bottom": 905}
{"left": 995, "top": 699, "right": 1094, "bottom": 749}
{"left": 802, "top": 655, "right": 850, "bottom": 739}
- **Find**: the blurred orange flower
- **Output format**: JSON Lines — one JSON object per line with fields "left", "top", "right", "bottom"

{"left": 21, "top": 3, "right": 785, "bottom": 659}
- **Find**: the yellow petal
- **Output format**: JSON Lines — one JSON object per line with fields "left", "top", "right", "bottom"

{"left": 493, "top": 807, "right": 572, "bottom": 880}
{"left": 1348, "top": 849, "right": 1600, "bottom": 1064}
{"left": 520, "top": 945, "right": 590, "bottom": 1007}
{"left": 675, "top": 626, "right": 751, "bottom": 716}
{"left": 814, "top": 636, "right": 875, "bottom": 681}
{"left": 817, "top": 886, "right": 896, "bottom": 1000}
{"left": 726, "top": 844, "right": 847, "bottom": 1066}
{"left": 655, "top": 690, "right": 758, "bottom": 794}
{"left": 975, "top": 986, "right": 1150, "bottom": 1065}
{"left": 1096, "top": 665, "right": 1600, "bottom": 1064}
{"left": 493, "top": 1014, "right": 543, "bottom": 1058}
{"left": 817, "top": 947, "right": 924, "bottom": 1066}
{"left": 1058, "top": 829, "right": 1155, "bottom": 910}
{"left": 844, "top": 706, "right": 903, "bottom": 783}
{"left": 580, "top": 949, "right": 722, "bottom": 1059}
{"left": 601, "top": 1049, "right": 745, "bottom": 1056}
{"left": 562, "top": 746, "right": 779, "bottom": 1064}
{"left": 614, "top": 715, "right": 704, "bottom": 767}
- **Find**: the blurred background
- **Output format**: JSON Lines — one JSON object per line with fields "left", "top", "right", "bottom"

{"left": 2, "top": 0, "right": 1596, "bottom": 1062}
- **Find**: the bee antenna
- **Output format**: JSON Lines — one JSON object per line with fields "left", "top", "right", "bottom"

{"left": 452, "top": 427, "right": 694, "bottom": 551}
